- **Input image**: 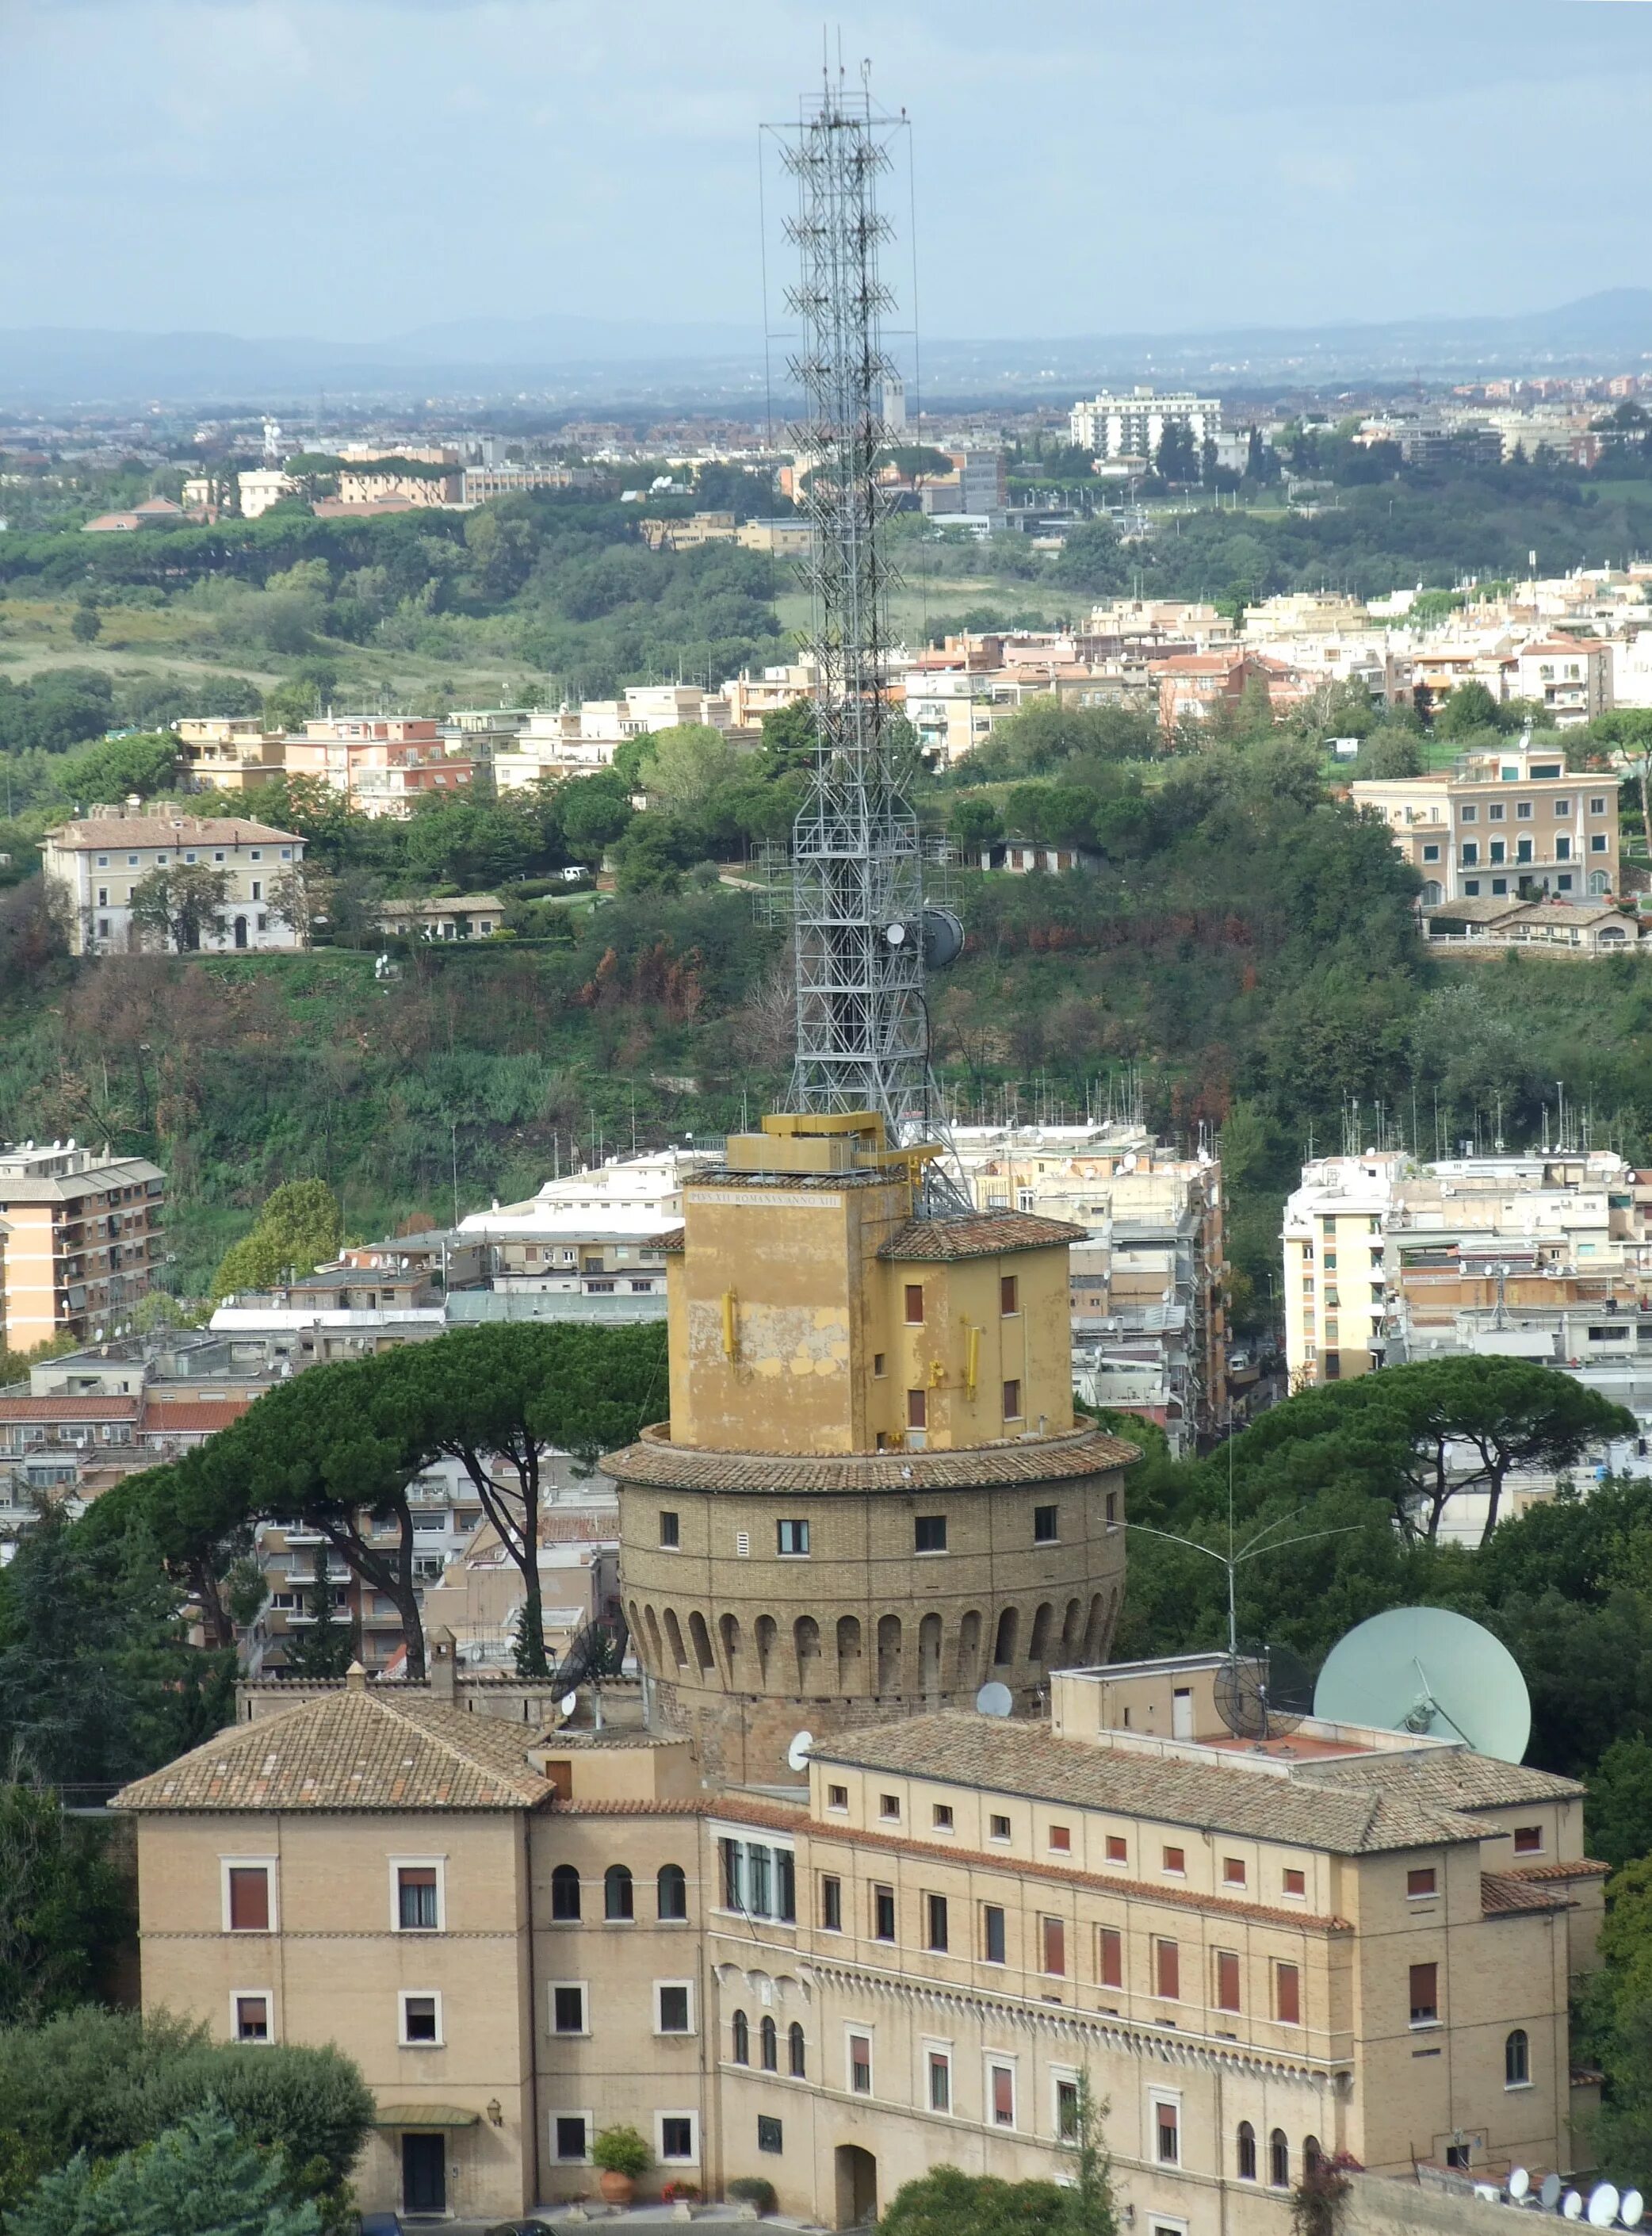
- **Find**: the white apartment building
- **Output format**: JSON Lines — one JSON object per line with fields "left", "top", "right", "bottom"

{"left": 456, "top": 1150, "right": 717, "bottom": 1289}
{"left": 1282, "top": 1153, "right": 1405, "bottom": 1390}
{"left": 490, "top": 687, "right": 749, "bottom": 793}
{"left": 42, "top": 811, "right": 307, "bottom": 957}
{"left": 236, "top": 469, "right": 296, "bottom": 519}
{"left": 1510, "top": 637, "right": 1612, "bottom": 726}
{"left": 1069, "top": 387, "right": 1222, "bottom": 461}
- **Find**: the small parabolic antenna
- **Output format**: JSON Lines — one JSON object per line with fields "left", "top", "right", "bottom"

{"left": 1564, "top": 2193, "right": 1585, "bottom": 2222}
{"left": 1619, "top": 2190, "right": 1644, "bottom": 2229}
{"left": 1589, "top": 2188, "right": 1621, "bottom": 2229}
{"left": 785, "top": 1729, "right": 815, "bottom": 1773}
{"left": 1543, "top": 2177, "right": 1564, "bottom": 2212}
{"left": 1214, "top": 1644, "right": 1315, "bottom": 1742}
{"left": 559, "top": 1691, "right": 578, "bottom": 1719}
{"left": 975, "top": 1682, "right": 1014, "bottom": 1718}
{"left": 1313, "top": 1606, "right": 1532, "bottom": 1763}
{"left": 1509, "top": 2170, "right": 1531, "bottom": 2204}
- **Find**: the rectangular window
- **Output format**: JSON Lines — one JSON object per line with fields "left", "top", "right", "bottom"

{"left": 233, "top": 1993, "right": 271, "bottom": 2043}
{"left": 873, "top": 1885, "right": 896, "bottom": 1942}
{"left": 1513, "top": 1824, "right": 1543, "bottom": 1855}
{"left": 1592, "top": 833, "right": 1608, "bottom": 852}
{"left": 1099, "top": 1927, "right": 1123, "bottom": 1988}
{"left": 656, "top": 1982, "right": 693, "bottom": 2035}
{"left": 1049, "top": 1824, "right": 1071, "bottom": 1854}
{"left": 396, "top": 1864, "right": 440, "bottom": 1932}
{"left": 719, "top": 1837, "right": 796, "bottom": 1923}
{"left": 932, "top": 1803, "right": 954, "bottom": 1830}
{"left": 1033, "top": 1503, "right": 1058, "bottom": 1543}
{"left": 555, "top": 2116, "right": 590, "bottom": 2162}
{"left": 1422, "top": 843, "right": 1440, "bottom": 862}
{"left": 1488, "top": 802, "right": 1505, "bottom": 821}
{"left": 1591, "top": 795, "right": 1608, "bottom": 815}
{"left": 1041, "top": 1916, "right": 1066, "bottom": 1975}
{"left": 907, "top": 1388, "right": 927, "bottom": 1430}
{"left": 1283, "top": 1868, "right": 1306, "bottom": 1898}
{"left": 1555, "top": 798, "right": 1572, "bottom": 815}
{"left": 1155, "top": 1939, "right": 1180, "bottom": 2000}
{"left": 225, "top": 1863, "right": 273, "bottom": 1932}
{"left": 1105, "top": 1490, "right": 1119, "bottom": 1526}
{"left": 848, "top": 2032, "right": 873, "bottom": 2095}
{"left": 1162, "top": 1845, "right": 1185, "bottom": 1876}
{"left": 660, "top": 2115, "right": 696, "bottom": 2163}
{"left": 757, "top": 2115, "right": 782, "bottom": 2154}
{"left": 1003, "top": 1378, "right": 1022, "bottom": 1420}
{"left": 1489, "top": 840, "right": 1505, "bottom": 863}
{"left": 776, "top": 1518, "right": 809, "bottom": 1556}
{"left": 1222, "top": 1856, "right": 1246, "bottom": 1886}
{"left": 1000, "top": 1274, "right": 1019, "bottom": 1315}
{"left": 990, "top": 2062, "right": 1015, "bottom": 2128}
{"left": 983, "top": 1904, "right": 1007, "bottom": 1964}
{"left": 827, "top": 1784, "right": 848, "bottom": 1811}
{"left": 915, "top": 1514, "right": 947, "bottom": 1553}
{"left": 1409, "top": 1961, "right": 1439, "bottom": 2025}
{"left": 928, "top": 2049, "right": 951, "bottom": 2112}
{"left": 660, "top": 1510, "right": 680, "bottom": 1548}
{"left": 552, "top": 1984, "right": 587, "bottom": 2034}
{"left": 820, "top": 1875, "right": 843, "bottom": 1932}
{"left": 1516, "top": 801, "right": 1533, "bottom": 819}
{"left": 1556, "top": 836, "right": 1572, "bottom": 860}
{"left": 1407, "top": 1867, "right": 1437, "bottom": 1897}
{"left": 989, "top": 1813, "right": 1011, "bottom": 1841}
{"left": 400, "top": 1992, "right": 441, "bottom": 2046}
{"left": 1155, "top": 2098, "right": 1180, "bottom": 2165}
{"left": 1105, "top": 1834, "right": 1127, "bottom": 1863}
{"left": 1275, "top": 1962, "right": 1301, "bottom": 2025}
{"left": 879, "top": 1792, "right": 900, "bottom": 1821}
{"left": 1459, "top": 804, "right": 1477, "bottom": 822}
{"left": 926, "top": 1893, "right": 950, "bottom": 1952}
{"left": 1215, "top": 1951, "right": 1241, "bottom": 2012}
{"left": 1462, "top": 842, "right": 1479, "bottom": 865}
{"left": 904, "top": 1283, "right": 925, "bottom": 1324}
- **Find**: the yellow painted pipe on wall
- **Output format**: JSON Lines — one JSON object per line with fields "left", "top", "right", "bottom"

{"left": 721, "top": 1289, "right": 738, "bottom": 1361}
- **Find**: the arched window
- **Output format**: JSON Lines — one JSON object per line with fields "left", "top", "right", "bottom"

{"left": 644, "top": 1605, "right": 665, "bottom": 1668}
{"left": 1506, "top": 2027, "right": 1530, "bottom": 2087}
{"left": 1029, "top": 1601, "right": 1054, "bottom": 1664}
{"left": 992, "top": 1606, "right": 1019, "bottom": 1667}
{"left": 732, "top": 2009, "right": 749, "bottom": 2065}
{"left": 1060, "top": 1597, "right": 1084, "bottom": 1661}
{"left": 1590, "top": 869, "right": 1612, "bottom": 897}
{"left": 836, "top": 1614, "right": 862, "bottom": 1683}
{"left": 688, "top": 1610, "right": 714, "bottom": 1672}
{"left": 1420, "top": 879, "right": 1444, "bottom": 907}
{"left": 755, "top": 1614, "right": 777, "bottom": 1679}
{"left": 795, "top": 1615, "right": 821, "bottom": 1683}
{"left": 760, "top": 2014, "right": 778, "bottom": 2071}
{"left": 1237, "top": 2123, "right": 1257, "bottom": 2182}
{"left": 657, "top": 1863, "right": 687, "bottom": 1921}
{"left": 663, "top": 1608, "right": 689, "bottom": 1669}
{"left": 919, "top": 1610, "right": 942, "bottom": 1690}
{"left": 1270, "top": 2131, "right": 1290, "bottom": 2189}
{"left": 719, "top": 1611, "right": 742, "bottom": 1669}
{"left": 789, "top": 2020, "right": 806, "bottom": 2078}
{"left": 877, "top": 1612, "right": 902, "bottom": 1690}
{"left": 1305, "top": 2138, "right": 1322, "bottom": 2174}
{"left": 604, "top": 1863, "right": 633, "bottom": 1921}
{"left": 957, "top": 1610, "right": 982, "bottom": 1687}
{"left": 550, "top": 1863, "right": 581, "bottom": 1921}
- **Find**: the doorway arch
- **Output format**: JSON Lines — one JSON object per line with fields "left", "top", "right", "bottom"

{"left": 835, "top": 2145, "right": 878, "bottom": 2229}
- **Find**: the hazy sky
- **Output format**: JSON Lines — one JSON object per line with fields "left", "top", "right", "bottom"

{"left": 6, "top": 0, "right": 1652, "bottom": 340}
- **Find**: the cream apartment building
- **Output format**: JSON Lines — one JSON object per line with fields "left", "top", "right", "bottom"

{"left": 1351, "top": 742, "right": 1619, "bottom": 908}
{"left": 0, "top": 1139, "right": 166, "bottom": 1350}
{"left": 41, "top": 811, "right": 307, "bottom": 956}
{"left": 114, "top": 1646, "right": 1603, "bottom": 2226}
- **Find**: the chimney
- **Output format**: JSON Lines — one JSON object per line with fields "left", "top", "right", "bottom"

{"left": 345, "top": 1660, "right": 368, "bottom": 1692}
{"left": 430, "top": 1626, "right": 457, "bottom": 1703}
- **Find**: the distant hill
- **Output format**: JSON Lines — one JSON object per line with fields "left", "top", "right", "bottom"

{"left": 2, "top": 291, "right": 1650, "bottom": 407}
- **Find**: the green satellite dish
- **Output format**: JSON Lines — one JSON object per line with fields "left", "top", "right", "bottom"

{"left": 1312, "top": 1606, "right": 1532, "bottom": 1763}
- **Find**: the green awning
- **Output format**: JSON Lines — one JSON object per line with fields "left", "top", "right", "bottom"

{"left": 373, "top": 2104, "right": 481, "bottom": 2129}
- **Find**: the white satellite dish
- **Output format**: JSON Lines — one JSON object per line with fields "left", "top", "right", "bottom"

{"left": 975, "top": 1682, "right": 1013, "bottom": 1718}
{"left": 1543, "top": 2177, "right": 1564, "bottom": 2211}
{"left": 1313, "top": 1606, "right": 1532, "bottom": 1762}
{"left": 1509, "top": 2170, "right": 1531, "bottom": 2203}
{"left": 1618, "top": 2191, "right": 1643, "bottom": 2229}
{"left": 786, "top": 1730, "right": 815, "bottom": 1773}
{"left": 560, "top": 1691, "right": 578, "bottom": 1717}
{"left": 1564, "top": 2192, "right": 1585, "bottom": 2221}
{"left": 1589, "top": 2189, "right": 1621, "bottom": 2229}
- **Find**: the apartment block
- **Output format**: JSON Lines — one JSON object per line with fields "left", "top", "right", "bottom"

{"left": 41, "top": 811, "right": 306, "bottom": 956}
{"left": 0, "top": 1141, "right": 166, "bottom": 1351}
{"left": 1511, "top": 639, "right": 1612, "bottom": 727}
{"left": 1351, "top": 742, "right": 1619, "bottom": 908}
{"left": 1069, "top": 388, "right": 1222, "bottom": 460}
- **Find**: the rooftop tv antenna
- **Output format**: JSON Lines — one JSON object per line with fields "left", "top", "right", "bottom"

{"left": 1212, "top": 1642, "right": 1315, "bottom": 1743}
{"left": 1313, "top": 1606, "right": 1532, "bottom": 1762}
{"left": 771, "top": 67, "right": 962, "bottom": 1196}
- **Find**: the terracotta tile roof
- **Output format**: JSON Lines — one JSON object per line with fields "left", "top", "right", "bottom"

{"left": 46, "top": 814, "right": 301, "bottom": 850}
{"left": 1482, "top": 1870, "right": 1573, "bottom": 1916}
{"left": 658, "top": 1226, "right": 686, "bottom": 1254}
{"left": 602, "top": 1421, "right": 1140, "bottom": 1492}
{"left": 143, "top": 1399, "right": 252, "bottom": 1433}
{"left": 809, "top": 1713, "right": 1491, "bottom": 1857}
{"left": 111, "top": 1684, "right": 556, "bottom": 1813}
{"left": 878, "top": 1211, "right": 1085, "bottom": 1261}
{"left": 0, "top": 1396, "right": 138, "bottom": 1420}
{"left": 1505, "top": 1858, "right": 1610, "bottom": 1882}
{"left": 1298, "top": 1749, "right": 1584, "bottom": 1813}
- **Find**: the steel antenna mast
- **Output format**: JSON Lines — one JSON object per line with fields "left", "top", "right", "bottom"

{"left": 776, "top": 67, "right": 959, "bottom": 1196}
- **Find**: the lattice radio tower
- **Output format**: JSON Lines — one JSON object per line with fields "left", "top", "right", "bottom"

{"left": 776, "top": 70, "right": 956, "bottom": 1165}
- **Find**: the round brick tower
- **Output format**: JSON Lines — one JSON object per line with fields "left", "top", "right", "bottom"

{"left": 606, "top": 1114, "right": 1135, "bottom": 1783}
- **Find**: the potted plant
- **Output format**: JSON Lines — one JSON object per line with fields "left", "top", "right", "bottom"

{"left": 593, "top": 2123, "right": 652, "bottom": 2205}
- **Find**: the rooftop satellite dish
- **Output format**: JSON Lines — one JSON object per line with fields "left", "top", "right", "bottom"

{"left": 1214, "top": 1644, "right": 1315, "bottom": 1742}
{"left": 1565, "top": 2193, "right": 1585, "bottom": 2222}
{"left": 976, "top": 1682, "right": 1014, "bottom": 1718}
{"left": 559, "top": 1691, "right": 577, "bottom": 1718}
{"left": 785, "top": 1729, "right": 815, "bottom": 1773}
{"left": 1509, "top": 2170, "right": 1531, "bottom": 2203}
{"left": 1618, "top": 2191, "right": 1643, "bottom": 2229}
{"left": 1542, "top": 2177, "right": 1564, "bottom": 2212}
{"left": 1313, "top": 1606, "right": 1532, "bottom": 1762}
{"left": 1589, "top": 2188, "right": 1621, "bottom": 2229}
